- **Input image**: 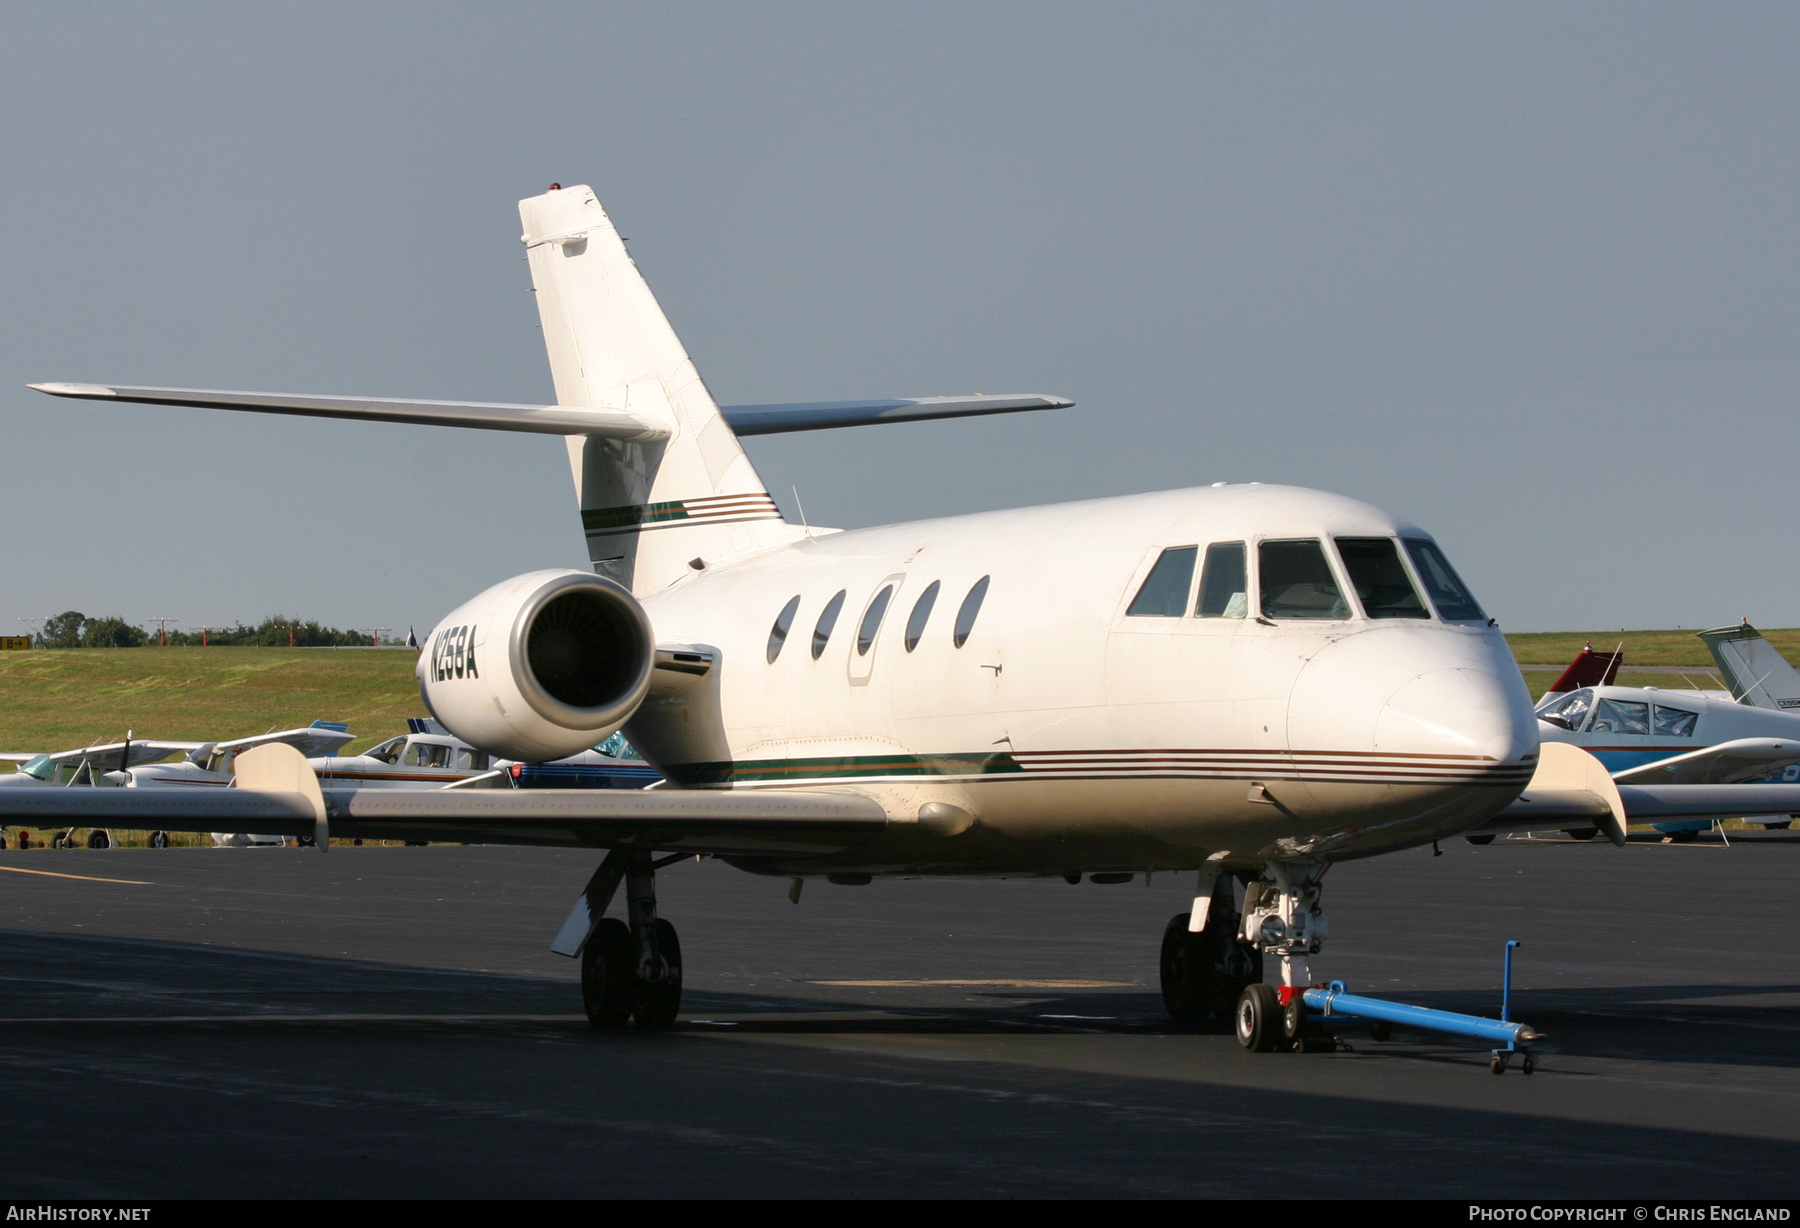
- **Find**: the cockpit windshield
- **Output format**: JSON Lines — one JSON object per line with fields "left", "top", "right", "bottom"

{"left": 1402, "top": 539, "right": 1485, "bottom": 621}
{"left": 1536, "top": 688, "right": 1594, "bottom": 731}
{"left": 1258, "top": 540, "right": 1350, "bottom": 620}
{"left": 20, "top": 754, "right": 56, "bottom": 781}
{"left": 1335, "top": 538, "right": 1428, "bottom": 619}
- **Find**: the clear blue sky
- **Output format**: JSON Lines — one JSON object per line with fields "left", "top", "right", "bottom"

{"left": 2, "top": 3, "right": 1795, "bottom": 635}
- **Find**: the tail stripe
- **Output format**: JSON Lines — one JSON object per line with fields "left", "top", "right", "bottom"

{"left": 582, "top": 493, "right": 783, "bottom": 534}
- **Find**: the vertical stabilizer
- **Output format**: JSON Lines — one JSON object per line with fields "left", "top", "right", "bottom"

{"left": 519, "top": 185, "right": 797, "bottom": 594}
{"left": 1698, "top": 621, "right": 1800, "bottom": 711}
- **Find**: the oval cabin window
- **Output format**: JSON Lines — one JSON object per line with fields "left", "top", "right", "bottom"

{"left": 767, "top": 595, "right": 801, "bottom": 663}
{"left": 856, "top": 586, "right": 896, "bottom": 655}
{"left": 953, "top": 576, "right": 990, "bottom": 648}
{"left": 812, "top": 590, "right": 847, "bottom": 659}
{"left": 904, "top": 581, "right": 941, "bottom": 652}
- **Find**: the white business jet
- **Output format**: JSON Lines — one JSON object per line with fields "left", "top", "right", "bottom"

{"left": 13, "top": 184, "right": 1795, "bottom": 1050}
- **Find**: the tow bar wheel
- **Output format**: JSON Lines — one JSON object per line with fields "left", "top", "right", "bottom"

{"left": 1236, "top": 984, "right": 1282, "bottom": 1052}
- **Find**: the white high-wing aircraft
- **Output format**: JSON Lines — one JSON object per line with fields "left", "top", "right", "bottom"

{"left": 14, "top": 183, "right": 1797, "bottom": 1047}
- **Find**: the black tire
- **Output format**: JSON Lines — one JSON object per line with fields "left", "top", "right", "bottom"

{"left": 1235, "top": 984, "right": 1281, "bottom": 1052}
{"left": 1159, "top": 905, "right": 1262, "bottom": 1025}
{"left": 1160, "top": 914, "right": 1207, "bottom": 1022}
{"left": 1565, "top": 827, "right": 1599, "bottom": 841}
{"left": 1669, "top": 828, "right": 1699, "bottom": 844}
{"left": 0, "top": 832, "right": 8, "bottom": 850}
{"left": 86, "top": 830, "right": 110, "bottom": 850}
{"left": 51, "top": 832, "right": 68, "bottom": 849}
{"left": 149, "top": 831, "right": 168, "bottom": 849}
{"left": 632, "top": 918, "right": 683, "bottom": 1030}
{"left": 1769, "top": 821, "right": 1793, "bottom": 830}
{"left": 1281, "top": 993, "right": 1307, "bottom": 1049}
{"left": 1521, "top": 1052, "right": 1536, "bottom": 1075}
{"left": 1464, "top": 834, "right": 1496, "bottom": 846}
{"left": 1369, "top": 1019, "right": 1393, "bottom": 1042}
{"left": 580, "top": 918, "right": 634, "bottom": 1028}
{"left": 1490, "top": 1053, "right": 1507, "bottom": 1075}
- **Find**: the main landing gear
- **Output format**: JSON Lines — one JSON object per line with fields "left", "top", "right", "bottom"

{"left": 557, "top": 849, "right": 684, "bottom": 1030}
{"left": 1160, "top": 870, "right": 1261, "bottom": 1024}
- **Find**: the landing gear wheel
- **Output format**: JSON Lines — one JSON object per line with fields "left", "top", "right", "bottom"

{"left": 580, "top": 918, "right": 634, "bottom": 1028}
{"left": 1770, "top": 820, "right": 1793, "bottom": 830}
{"left": 149, "top": 831, "right": 168, "bottom": 849}
{"left": 631, "top": 918, "right": 683, "bottom": 1030}
{"left": 1521, "top": 1052, "right": 1536, "bottom": 1075}
{"left": 1490, "top": 1053, "right": 1508, "bottom": 1075}
{"left": 1669, "top": 829, "right": 1699, "bottom": 844}
{"left": 1464, "top": 834, "right": 1496, "bottom": 846}
{"left": 1565, "top": 827, "right": 1598, "bottom": 841}
{"left": 1159, "top": 905, "right": 1261, "bottom": 1025}
{"left": 0, "top": 833, "right": 7, "bottom": 850}
{"left": 51, "top": 832, "right": 68, "bottom": 849}
{"left": 1236, "top": 984, "right": 1281, "bottom": 1052}
{"left": 1369, "top": 1019, "right": 1393, "bottom": 1042}
{"left": 86, "top": 830, "right": 110, "bottom": 850}
{"left": 1281, "top": 994, "right": 1307, "bottom": 1050}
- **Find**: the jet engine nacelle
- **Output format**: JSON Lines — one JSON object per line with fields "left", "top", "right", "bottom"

{"left": 417, "top": 569, "right": 654, "bottom": 762}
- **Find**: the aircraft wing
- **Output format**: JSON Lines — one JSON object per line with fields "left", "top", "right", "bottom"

{"left": 1610, "top": 738, "right": 1800, "bottom": 786}
{"left": 28, "top": 383, "right": 670, "bottom": 442}
{"left": 29, "top": 384, "right": 1071, "bottom": 440}
{"left": 213, "top": 725, "right": 359, "bottom": 759}
{"left": 1474, "top": 782, "right": 1800, "bottom": 837}
{"left": 41, "top": 741, "right": 204, "bottom": 771}
{"left": 0, "top": 771, "right": 888, "bottom": 856}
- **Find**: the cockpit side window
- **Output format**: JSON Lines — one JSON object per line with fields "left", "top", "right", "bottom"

{"left": 1402, "top": 538, "right": 1485, "bottom": 621}
{"left": 1126, "top": 546, "right": 1198, "bottom": 617}
{"left": 1258, "top": 540, "right": 1350, "bottom": 620}
{"left": 1195, "top": 542, "right": 1247, "bottom": 618}
{"left": 1335, "top": 538, "right": 1429, "bottom": 620}
{"left": 1653, "top": 705, "right": 1699, "bottom": 737}
{"left": 1590, "top": 698, "right": 1650, "bottom": 735}
{"left": 1536, "top": 688, "right": 1594, "bottom": 731}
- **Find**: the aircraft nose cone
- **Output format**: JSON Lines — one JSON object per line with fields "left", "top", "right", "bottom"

{"left": 1377, "top": 668, "right": 1537, "bottom": 764}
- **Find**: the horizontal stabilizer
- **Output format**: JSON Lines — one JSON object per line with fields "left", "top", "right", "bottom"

{"left": 0, "top": 782, "right": 888, "bottom": 855}
{"left": 29, "top": 383, "right": 1070, "bottom": 440}
{"left": 719, "top": 394, "right": 1072, "bottom": 436}
{"left": 28, "top": 383, "right": 670, "bottom": 441}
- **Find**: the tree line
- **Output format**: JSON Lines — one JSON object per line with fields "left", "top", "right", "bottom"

{"left": 34, "top": 612, "right": 398, "bottom": 648}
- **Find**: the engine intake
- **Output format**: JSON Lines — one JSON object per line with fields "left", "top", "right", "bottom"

{"left": 418, "top": 569, "right": 654, "bottom": 762}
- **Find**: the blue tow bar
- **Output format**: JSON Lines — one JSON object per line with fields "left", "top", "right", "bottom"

{"left": 1300, "top": 941, "right": 1542, "bottom": 1074}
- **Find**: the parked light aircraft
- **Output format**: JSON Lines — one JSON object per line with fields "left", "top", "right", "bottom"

{"left": 0, "top": 722, "right": 355, "bottom": 848}
{"left": 13, "top": 183, "right": 1798, "bottom": 1050}
{"left": 316, "top": 719, "right": 659, "bottom": 790}
{"left": 1527, "top": 638, "right": 1800, "bottom": 841}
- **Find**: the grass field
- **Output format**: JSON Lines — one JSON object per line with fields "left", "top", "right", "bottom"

{"left": 0, "top": 630, "right": 1788, "bottom": 755}
{"left": 0, "top": 647, "right": 420, "bottom": 755}
{"left": 1506, "top": 627, "right": 1800, "bottom": 667}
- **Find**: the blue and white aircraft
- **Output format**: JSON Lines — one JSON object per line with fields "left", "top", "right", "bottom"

{"left": 1524, "top": 630, "right": 1800, "bottom": 841}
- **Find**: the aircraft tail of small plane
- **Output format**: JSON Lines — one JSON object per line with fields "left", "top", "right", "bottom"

{"left": 1541, "top": 641, "right": 1623, "bottom": 699}
{"left": 519, "top": 185, "right": 797, "bottom": 593}
{"left": 1698, "top": 620, "right": 1800, "bottom": 711}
